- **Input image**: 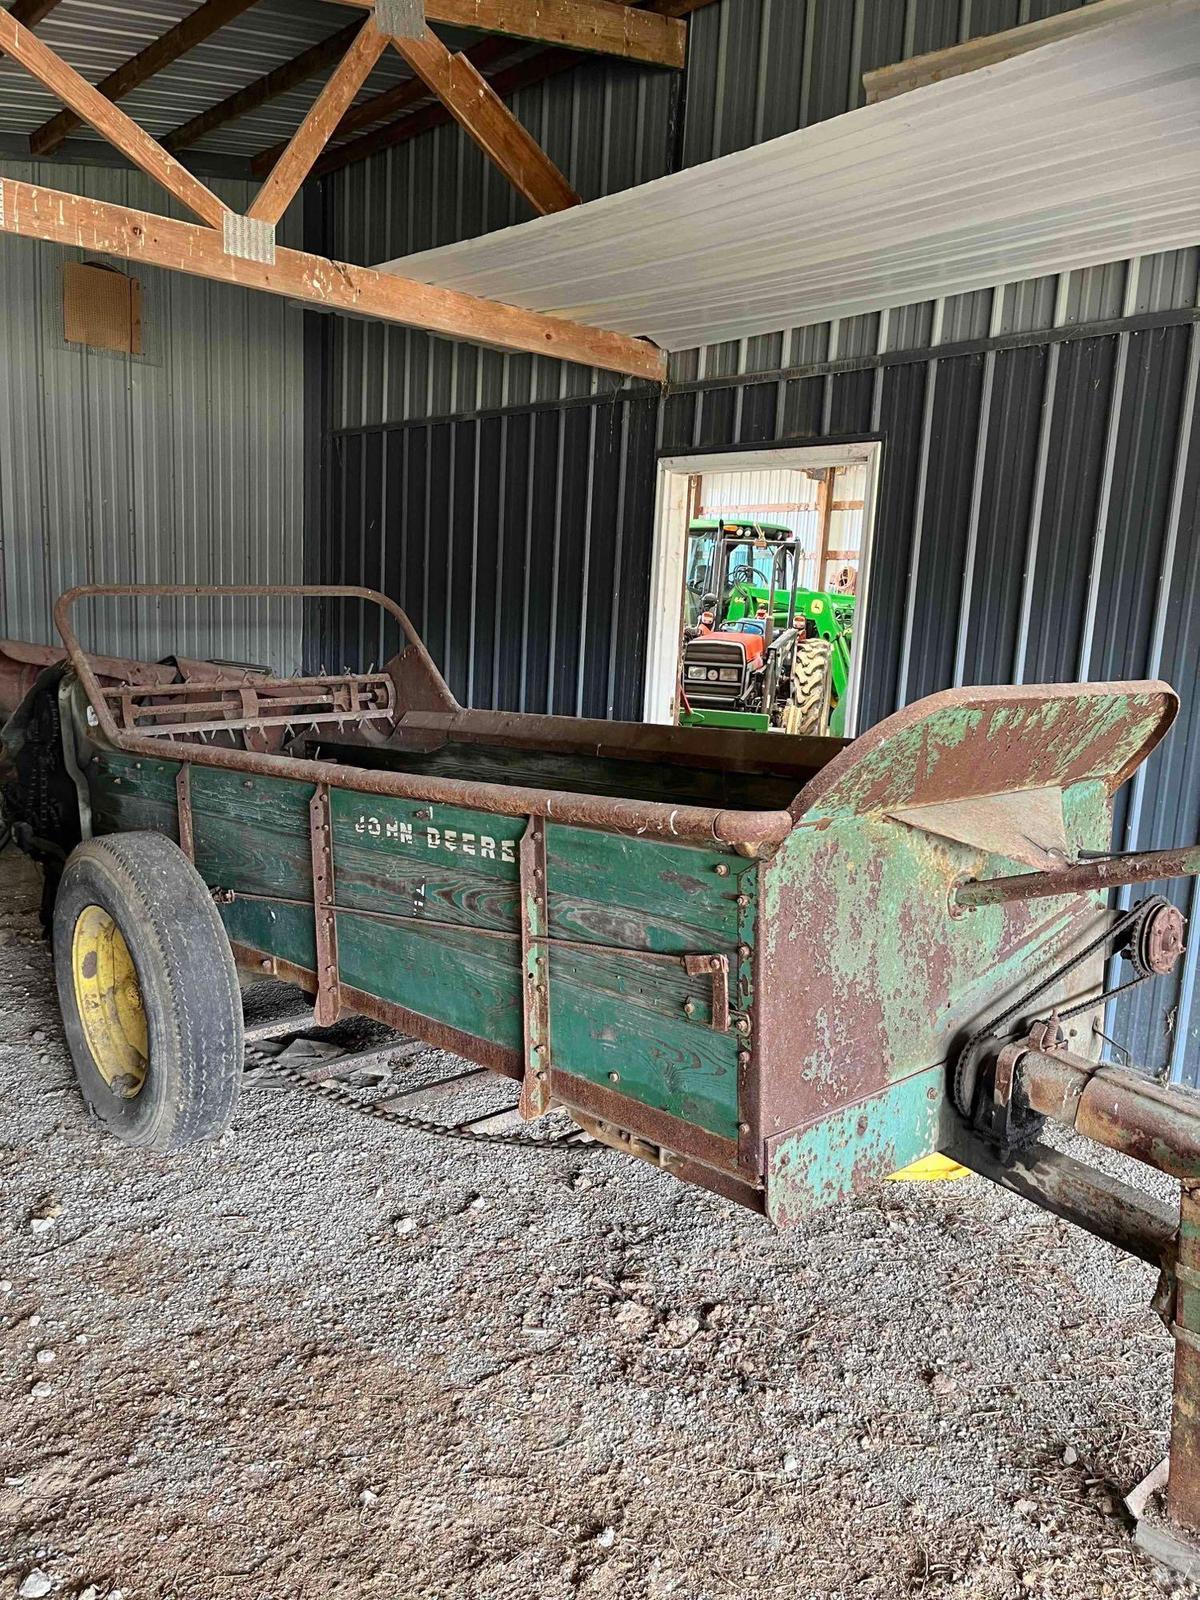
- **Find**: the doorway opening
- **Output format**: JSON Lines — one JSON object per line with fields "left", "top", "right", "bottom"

{"left": 643, "top": 443, "right": 882, "bottom": 738}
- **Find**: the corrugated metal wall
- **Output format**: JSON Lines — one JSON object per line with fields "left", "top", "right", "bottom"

{"left": 321, "top": 394, "right": 660, "bottom": 718}
{"left": 316, "top": 0, "right": 1200, "bottom": 1083}
{"left": 0, "top": 162, "right": 307, "bottom": 667}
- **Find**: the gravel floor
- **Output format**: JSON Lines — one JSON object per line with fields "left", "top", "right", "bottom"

{"left": 0, "top": 845, "right": 1196, "bottom": 1600}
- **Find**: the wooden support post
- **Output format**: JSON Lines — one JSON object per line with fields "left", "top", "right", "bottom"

{"left": 0, "top": 176, "right": 667, "bottom": 382}
{"left": 28, "top": 0, "right": 262, "bottom": 159}
{"left": 387, "top": 28, "right": 580, "bottom": 214}
{"left": 0, "top": 13, "right": 229, "bottom": 228}
{"left": 323, "top": 0, "right": 687, "bottom": 67}
{"left": 248, "top": 22, "right": 391, "bottom": 226}
{"left": 814, "top": 469, "right": 837, "bottom": 591}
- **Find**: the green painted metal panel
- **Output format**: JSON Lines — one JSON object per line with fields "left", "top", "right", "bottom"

{"left": 765, "top": 1064, "right": 948, "bottom": 1224}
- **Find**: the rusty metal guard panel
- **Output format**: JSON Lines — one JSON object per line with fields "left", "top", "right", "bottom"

{"left": 758, "top": 682, "right": 1178, "bottom": 1218}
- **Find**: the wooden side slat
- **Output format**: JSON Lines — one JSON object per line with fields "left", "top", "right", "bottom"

{"left": 247, "top": 22, "right": 392, "bottom": 226}
{"left": 0, "top": 13, "right": 229, "bottom": 228}
{"left": 387, "top": 27, "right": 580, "bottom": 215}
{"left": 0, "top": 175, "right": 667, "bottom": 382}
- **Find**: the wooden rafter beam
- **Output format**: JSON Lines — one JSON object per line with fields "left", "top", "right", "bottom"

{"left": 29, "top": 0, "right": 262, "bottom": 158}
{"left": 249, "top": 35, "right": 513, "bottom": 178}
{"left": 313, "top": 43, "right": 575, "bottom": 177}
{"left": 0, "top": 176, "right": 665, "bottom": 382}
{"left": 387, "top": 28, "right": 579, "bottom": 214}
{"left": 9, "top": 0, "right": 69, "bottom": 25}
{"left": 163, "top": 21, "right": 365, "bottom": 154}
{"left": 247, "top": 21, "right": 391, "bottom": 225}
{"left": 325, "top": 0, "right": 686, "bottom": 68}
{"left": 0, "top": 12, "right": 228, "bottom": 228}
{"left": 306, "top": 0, "right": 714, "bottom": 179}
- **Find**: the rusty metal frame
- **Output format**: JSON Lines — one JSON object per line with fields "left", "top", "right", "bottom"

{"left": 683, "top": 953, "right": 731, "bottom": 1032}
{"left": 956, "top": 844, "right": 1200, "bottom": 907}
{"left": 54, "top": 585, "right": 794, "bottom": 854}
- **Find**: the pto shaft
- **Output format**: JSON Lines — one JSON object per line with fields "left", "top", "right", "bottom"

{"left": 956, "top": 844, "right": 1200, "bottom": 907}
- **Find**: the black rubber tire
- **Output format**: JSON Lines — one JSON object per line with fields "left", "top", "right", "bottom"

{"left": 785, "top": 638, "right": 833, "bottom": 736}
{"left": 53, "top": 831, "right": 243, "bottom": 1151}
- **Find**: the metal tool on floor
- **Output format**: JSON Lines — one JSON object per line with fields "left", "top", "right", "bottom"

{"left": 6, "top": 582, "right": 1200, "bottom": 1569}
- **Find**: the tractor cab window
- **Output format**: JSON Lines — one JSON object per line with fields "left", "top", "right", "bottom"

{"left": 725, "top": 541, "right": 779, "bottom": 589}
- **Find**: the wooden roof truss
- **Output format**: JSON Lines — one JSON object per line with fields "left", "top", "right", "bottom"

{"left": 0, "top": 1, "right": 686, "bottom": 380}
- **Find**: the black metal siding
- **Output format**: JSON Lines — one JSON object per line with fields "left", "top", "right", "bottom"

{"left": 322, "top": 396, "right": 660, "bottom": 720}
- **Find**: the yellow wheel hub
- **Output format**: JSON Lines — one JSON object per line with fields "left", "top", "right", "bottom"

{"left": 71, "top": 905, "right": 148, "bottom": 1098}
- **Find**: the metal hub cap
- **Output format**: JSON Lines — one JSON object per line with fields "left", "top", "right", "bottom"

{"left": 71, "top": 905, "right": 148, "bottom": 1097}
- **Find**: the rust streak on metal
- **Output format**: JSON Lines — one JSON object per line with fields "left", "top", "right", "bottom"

{"left": 953, "top": 1135, "right": 1177, "bottom": 1268}
{"left": 175, "top": 763, "right": 194, "bottom": 862}
{"left": 684, "top": 952, "right": 730, "bottom": 1032}
{"left": 1012, "top": 1042, "right": 1200, "bottom": 1180}
{"left": 553, "top": 1068, "right": 745, "bottom": 1177}
{"left": 1171, "top": 1182, "right": 1200, "bottom": 1533}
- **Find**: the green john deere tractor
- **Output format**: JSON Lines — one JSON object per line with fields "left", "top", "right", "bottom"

{"left": 678, "top": 518, "right": 856, "bottom": 737}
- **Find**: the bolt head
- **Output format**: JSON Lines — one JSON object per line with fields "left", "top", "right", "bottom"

{"left": 608, "top": 1071, "right": 620, "bottom": 1083}
{"left": 714, "top": 864, "right": 730, "bottom": 877}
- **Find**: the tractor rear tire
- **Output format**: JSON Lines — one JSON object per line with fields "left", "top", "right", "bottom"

{"left": 53, "top": 831, "right": 243, "bottom": 1152}
{"left": 784, "top": 639, "right": 833, "bottom": 737}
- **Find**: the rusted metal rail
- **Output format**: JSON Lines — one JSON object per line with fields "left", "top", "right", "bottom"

{"left": 957, "top": 846, "right": 1200, "bottom": 907}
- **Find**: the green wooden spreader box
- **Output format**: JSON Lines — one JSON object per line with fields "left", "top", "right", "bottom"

{"left": 9, "top": 583, "right": 1173, "bottom": 1225}
{"left": 16, "top": 585, "right": 1200, "bottom": 1564}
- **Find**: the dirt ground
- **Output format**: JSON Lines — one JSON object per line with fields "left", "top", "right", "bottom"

{"left": 0, "top": 846, "right": 1195, "bottom": 1600}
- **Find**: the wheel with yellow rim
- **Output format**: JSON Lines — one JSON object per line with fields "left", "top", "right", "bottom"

{"left": 53, "top": 831, "right": 243, "bottom": 1150}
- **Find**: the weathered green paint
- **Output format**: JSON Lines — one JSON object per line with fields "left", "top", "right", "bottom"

{"left": 797, "top": 689, "right": 1173, "bottom": 826}
{"left": 548, "top": 946, "right": 740, "bottom": 1138}
{"left": 765, "top": 1064, "right": 948, "bottom": 1224}
{"left": 544, "top": 824, "right": 749, "bottom": 956}
{"left": 752, "top": 690, "right": 1145, "bottom": 1205}
{"left": 86, "top": 752, "right": 751, "bottom": 1145}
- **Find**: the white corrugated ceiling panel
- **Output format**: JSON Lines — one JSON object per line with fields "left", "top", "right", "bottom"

{"left": 380, "top": 3, "right": 1200, "bottom": 351}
